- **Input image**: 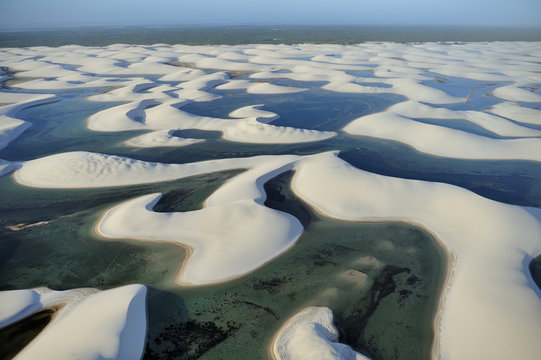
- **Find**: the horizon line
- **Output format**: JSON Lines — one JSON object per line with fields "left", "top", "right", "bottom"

{"left": 2, "top": 23, "right": 541, "bottom": 32}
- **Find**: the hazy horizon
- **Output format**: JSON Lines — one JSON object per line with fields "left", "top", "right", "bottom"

{"left": 0, "top": 0, "right": 540, "bottom": 31}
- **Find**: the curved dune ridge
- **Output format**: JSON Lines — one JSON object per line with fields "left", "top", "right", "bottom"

{"left": 0, "top": 116, "right": 30, "bottom": 151}
{"left": 124, "top": 129, "right": 204, "bottom": 148}
{"left": 228, "top": 104, "right": 280, "bottom": 122}
{"left": 343, "top": 100, "right": 541, "bottom": 161}
{"left": 13, "top": 151, "right": 304, "bottom": 284}
{"left": 2, "top": 42, "right": 541, "bottom": 359}
{"left": 2, "top": 42, "right": 540, "bottom": 154}
{"left": 13, "top": 150, "right": 300, "bottom": 188}
{"left": 489, "top": 102, "right": 541, "bottom": 126}
{"left": 0, "top": 93, "right": 59, "bottom": 177}
{"left": 96, "top": 155, "right": 304, "bottom": 285}
{"left": 272, "top": 307, "right": 371, "bottom": 360}
{"left": 0, "top": 285, "right": 147, "bottom": 360}
{"left": 0, "top": 93, "right": 57, "bottom": 151}
{"left": 11, "top": 149, "right": 541, "bottom": 359}
{"left": 291, "top": 152, "right": 541, "bottom": 360}
{"left": 88, "top": 99, "right": 335, "bottom": 144}
{"left": 217, "top": 80, "right": 309, "bottom": 94}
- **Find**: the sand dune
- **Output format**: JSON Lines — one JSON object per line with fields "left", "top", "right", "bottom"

{"left": 0, "top": 285, "right": 147, "bottom": 360}
{"left": 272, "top": 307, "right": 371, "bottom": 360}
{"left": 291, "top": 152, "right": 541, "bottom": 360}
{"left": 2, "top": 41, "right": 541, "bottom": 359}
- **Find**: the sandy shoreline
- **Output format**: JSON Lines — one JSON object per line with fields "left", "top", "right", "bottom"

{"left": 91, "top": 177, "right": 453, "bottom": 359}
{"left": 266, "top": 217, "right": 453, "bottom": 360}
{"left": 90, "top": 164, "right": 454, "bottom": 357}
{"left": 288, "top": 170, "right": 454, "bottom": 360}
{"left": 93, "top": 200, "right": 301, "bottom": 288}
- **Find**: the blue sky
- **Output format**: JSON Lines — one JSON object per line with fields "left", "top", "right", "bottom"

{"left": 0, "top": 0, "right": 540, "bottom": 30}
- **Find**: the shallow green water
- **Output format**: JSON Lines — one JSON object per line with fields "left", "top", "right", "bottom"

{"left": 143, "top": 171, "right": 446, "bottom": 360}
{"left": 0, "top": 170, "right": 242, "bottom": 290}
{"left": 0, "top": 167, "right": 445, "bottom": 360}
{"left": 0, "top": 43, "right": 540, "bottom": 360}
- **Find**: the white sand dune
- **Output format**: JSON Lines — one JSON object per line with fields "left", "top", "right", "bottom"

{"left": 0, "top": 285, "right": 147, "bottom": 360}
{"left": 228, "top": 104, "right": 279, "bottom": 122}
{"left": 389, "top": 100, "right": 541, "bottom": 137}
{"left": 88, "top": 99, "right": 153, "bottom": 131}
{"left": 216, "top": 79, "right": 309, "bottom": 94}
{"left": 12, "top": 42, "right": 526, "bottom": 109}
{"left": 387, "top": 78, "right": 462, "bottom": 104}
{"left": 158, "top": 67, "right": 207, "bottom": 82}
{"left": 344, "top": 102, "right": 541, "bottom": 161}
{"left": 97, "top": 192, "right": 302, "bottom": 285}
{"left": 12, "top": 73, "right": 128, "bottom": 90}
{"left": 0, "top": 115, "right": 30, "bottom": 151}
{"left": 174, "top": 71, "right": 228, "bottom": 87}
{"left": 95, "top": 156, "right": 303, "bottom": 285}
{"left": 13, "top": 151, "right": 307, "bottom": 192}
{"left": 323, "top": 77, "right": 463, "bottom": 104}
{"left": 176, "top": 52, "right": 267, "bottom": 72}
{"left": 14, "top": 149, "right": 541, "bottom": 358}
{"left": 86, "top": 79, "right": 177, "bottom": 102}
{"left": 247, "top": 82, "right": 308, "bottom": 94}
{"left": 125, "top": 129, "right": 204, "bottom": 147}
{"left": 213, "top": 79, "right": 253, "bottom": 91}
{"left": 489, "top": 102, "right": 541, "bottom": 125}
{"left": 14, "top": 150, "right": 303, "bottom": 284}
{"left": 88, "top": 100, "right": 335, "bottom": 145}
{"left": 492, "top": 85, "right": 541, "bottom": 102}
{"left": 0, "top": 288, "right": 45, "bottom": 328}
{"left": 291, "top": 152, "right": 541, "bottom": 360}
{"left": 3, "top": 42, "right": 541, "bottom": 360}
{"left": 272, "top": 307, "right": 370, "bottom": 360}
{"left": 13, "top": 151, "right": 268, "bottom": 188}
{"left": 0, "top": 93, "right": 57, "bottom": 150}
{"left": 4, "top": 42, "right": 539, "bottom": 152}
{"left": 174, "top": 87, "right": 222, "bottom": 102}
{"left": 9, "top": 63, "right": 75, "bottom": 79}
{"left": 222, "top": 119, "right": 335, "bottom": 144}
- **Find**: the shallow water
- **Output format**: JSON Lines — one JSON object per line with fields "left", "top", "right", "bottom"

{"left": 0, "top": 170, "right": 244, "bottom": 290}
{"left": 146, "top": 171, "right": 446, "bottom": 360}
{"left": 0, "top": 168, "right": 445, "bottom": 360}
{"left": 2, "top": 82, "right": 538, "bottom": 209}
{"left": 184, "top": 87, "right": 406, "bottom": 131}
{"left": 1, "top": 40, "right": 540, "bottom": 360}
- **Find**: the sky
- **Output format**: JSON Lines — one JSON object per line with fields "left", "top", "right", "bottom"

{"left": 0, "top": 0, "right": 540, "bottom": 30}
